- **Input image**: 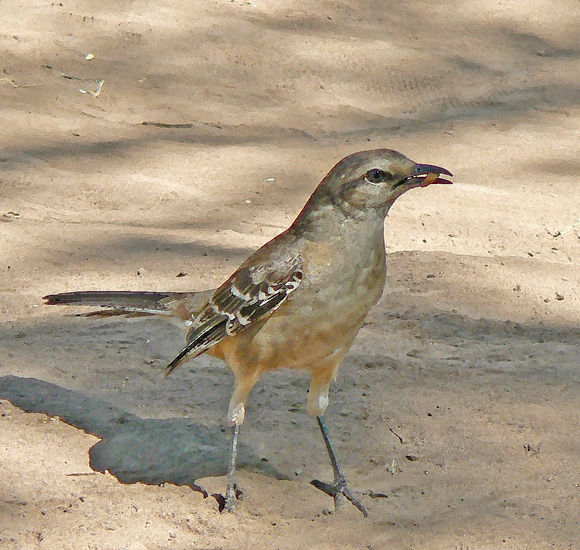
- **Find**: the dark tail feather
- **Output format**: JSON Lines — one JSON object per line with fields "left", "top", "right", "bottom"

{"left": 43, "top": 291, "right": 187, "bottom": 316}
{"left": 82, "top": 309, "right": 156, "bottom": 319}
{"left": 44, "top": 289, "right": 223, "bottom": 372}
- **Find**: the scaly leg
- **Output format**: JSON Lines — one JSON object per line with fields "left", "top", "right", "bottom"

{"left": 311, "top": 416, "right": 368, "bottom": 517}
{"left": 224, "top": 421, "right": 240, "bottom": 513}
{"left": 221, "top": 375, "right": 257, "bottom": 513}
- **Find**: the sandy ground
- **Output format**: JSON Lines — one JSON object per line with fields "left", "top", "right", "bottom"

{"left": 1, "top": 1, "right": 579, "bottom": 548}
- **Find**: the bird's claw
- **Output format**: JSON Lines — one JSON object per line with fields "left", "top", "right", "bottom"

{"left": 214, "top": 484, "right": 244, "bottom": 514}
{"left": 311, "top": 478, "right": 368, "bottom": 517}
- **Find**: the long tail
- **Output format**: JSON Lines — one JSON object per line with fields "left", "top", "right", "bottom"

{"left": 43, "top": 290, "right": 213, "bottom": 326}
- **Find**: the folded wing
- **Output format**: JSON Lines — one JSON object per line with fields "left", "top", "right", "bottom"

{"left": 165, "top": 256, "right": 303, "bottom": 375}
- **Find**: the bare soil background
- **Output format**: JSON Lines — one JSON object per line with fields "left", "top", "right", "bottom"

{"left": 0, "top": 1, "right": 578, "bottom": 549}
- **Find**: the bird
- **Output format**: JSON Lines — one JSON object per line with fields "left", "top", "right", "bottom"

{"left": 44, "top": 148, "right": 453, "bottom": 516}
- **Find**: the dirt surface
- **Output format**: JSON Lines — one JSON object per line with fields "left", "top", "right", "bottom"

{"left": 1, "top": 1, "right": 579, "bottom": 549}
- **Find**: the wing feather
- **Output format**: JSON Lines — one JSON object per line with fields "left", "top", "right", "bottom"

{"left": 164, "top": 256, "right": 302, "bottom": 375}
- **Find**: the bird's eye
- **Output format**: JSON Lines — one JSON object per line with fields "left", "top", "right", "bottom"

{"left": 365, "top": 169, "right": 390, "bottom": 184}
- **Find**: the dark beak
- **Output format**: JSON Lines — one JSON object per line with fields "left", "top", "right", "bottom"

{"left": 405, "top": 163, "right": 454, "bottom": 187}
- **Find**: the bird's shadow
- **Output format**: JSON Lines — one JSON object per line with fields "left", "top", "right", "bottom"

{"left": 0, "top": 375, "right": 287, "bottom": 495}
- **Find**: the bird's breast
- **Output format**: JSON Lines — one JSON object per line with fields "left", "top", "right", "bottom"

{"left": 221, "top": 231, "right": 387, "bottom": 373}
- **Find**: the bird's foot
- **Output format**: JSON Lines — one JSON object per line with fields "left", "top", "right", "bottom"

{"left": 311, "top": 478, "right": 368, "bottom": 517}
{"left": 214, "top": 484, "right": 244, "bottom": 514}
{"left": 225, "top": 487, "right": 236, "bottom": 513}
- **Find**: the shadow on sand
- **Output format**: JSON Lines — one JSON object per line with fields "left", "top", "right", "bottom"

{"left": 0, "top": 375, "right": 287, "bottom": 495}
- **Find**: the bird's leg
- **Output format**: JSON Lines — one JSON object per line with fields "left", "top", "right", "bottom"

{"left": 221, "top": 377, "right": 257, "bottom": 513}
{"left": 307, "top": 364, "right": 367, "bottom": 516}
{"left": 224, "top": 420, "right": 240, "bottom": 513}
{"left": 311, "top": 416, "right": 368, "bottom": 517}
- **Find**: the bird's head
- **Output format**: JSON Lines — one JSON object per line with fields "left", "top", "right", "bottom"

{"left": 314, "top": 148, "right": 453, "bottom": 214}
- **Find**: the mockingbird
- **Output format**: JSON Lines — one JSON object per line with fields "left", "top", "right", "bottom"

{"left": 45, "top": 148, "right": 453, "bottom": 516}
